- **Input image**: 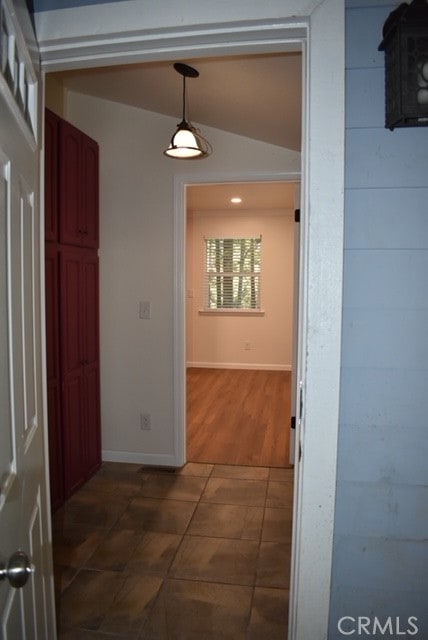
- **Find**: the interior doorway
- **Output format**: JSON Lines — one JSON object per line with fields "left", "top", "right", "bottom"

{"left": 184, "top": 180, "right": 299, "bottom": 468}
{"left": 41, "top": 3, "right": 346, "bottom": 634}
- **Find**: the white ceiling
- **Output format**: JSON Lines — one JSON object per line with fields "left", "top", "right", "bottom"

{"left": 187, "top": 181, "right": 296, "bottom": 213}
{"left": 50, "top": 52, "right": 302, "bottom": 151}
{"left": 51, "top": 52, "right": 301, "bottom": 212}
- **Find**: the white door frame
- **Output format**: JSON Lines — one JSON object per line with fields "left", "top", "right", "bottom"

{"left": 173, "top": 170, "right": 301, "bottom": 464}
{"left": 37, "top": 1, "right": 344, "bottom": 637}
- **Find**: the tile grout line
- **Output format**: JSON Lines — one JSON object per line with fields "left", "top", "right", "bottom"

{"left": 137, "top": 464, "right": 214, "bottom": 637}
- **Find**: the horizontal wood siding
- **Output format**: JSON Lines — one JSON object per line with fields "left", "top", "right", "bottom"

{"left": 329, "top": 2, "right": 428, "bottom": 637}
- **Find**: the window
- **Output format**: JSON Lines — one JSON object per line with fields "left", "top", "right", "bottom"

{"left": 204, "top": 237, "right": 261, "bottom": 310}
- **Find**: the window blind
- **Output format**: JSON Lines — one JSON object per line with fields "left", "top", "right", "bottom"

{"left": 204, "top": 237, "right": 261, "bottom": 310}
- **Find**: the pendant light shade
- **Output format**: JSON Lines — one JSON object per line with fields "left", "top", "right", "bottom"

{"left": 164, "top": 63, "right": 211, "bottom": 159}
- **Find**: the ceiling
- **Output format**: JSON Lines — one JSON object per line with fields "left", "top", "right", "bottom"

{"left": 50, "top": 52, "right": 301, "bottom": 212}
{"left": 50, "top": 52, "right": 302, "bottom": 151}
{"left": 187, "top": 181, "right": 296, "bottom": 213}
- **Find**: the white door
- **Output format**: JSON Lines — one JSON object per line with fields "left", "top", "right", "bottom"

{"left": 0, "top": 1, "right": 56, "bottom": 637}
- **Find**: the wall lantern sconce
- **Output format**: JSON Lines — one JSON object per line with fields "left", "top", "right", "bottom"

{"left": 164, "top": 62, "right": 212, "bottom": 159}
{"left": 378, "top": 0, "right": 428, "bottom": 130}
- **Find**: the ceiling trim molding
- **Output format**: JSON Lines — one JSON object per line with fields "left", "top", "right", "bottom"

{"left": 37, "top": 19, "right": 306, "bottom": 70}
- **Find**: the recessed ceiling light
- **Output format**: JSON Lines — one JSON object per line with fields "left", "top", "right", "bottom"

{"left": 230, "top": 197, "right": 242, "bottom": 204}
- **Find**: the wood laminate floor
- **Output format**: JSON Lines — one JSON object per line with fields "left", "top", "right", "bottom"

{"left": 186, "top": 368, "right": 292, "bottom": 468}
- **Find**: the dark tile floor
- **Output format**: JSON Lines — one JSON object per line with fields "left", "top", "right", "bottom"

{"left": 53, "top": 462, "right": 293, "bottom": 639}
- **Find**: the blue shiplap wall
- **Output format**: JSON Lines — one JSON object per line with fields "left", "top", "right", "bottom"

{"left": 329, "top": 2, "right": 428, "bottom": 637}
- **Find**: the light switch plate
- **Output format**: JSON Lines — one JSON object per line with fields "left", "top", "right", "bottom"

{"left": 139, "top": 301, "right": 151, "bottom": 319}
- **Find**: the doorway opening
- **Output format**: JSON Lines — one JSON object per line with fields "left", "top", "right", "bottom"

{"left": 185, "top": 180, "right": 299, "bottom": 468}
{"left": 41, "top": 3, "right": 345, "bottom": 635}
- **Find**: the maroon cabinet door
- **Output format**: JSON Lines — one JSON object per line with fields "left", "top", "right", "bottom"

{"left": 60, "top": 247, "right": 86, "bottom": 496}
{"left": 45, "top": 243, "right": 64, "bottom": 510}
{"left": 45, "top": 109, "right": 59, "bottom": 242}
{"left": 45, "top": 110, "right": 101, "bottom": 507}
{"left": 82, "top": 253, "right": 101, "bottom": 476}
{"left": 81, "top": 135, "right": 99, "bottom": 249}
{"left": 59, "top": 119, "right": 99, "bottom": 249}
{"left": 60, "top": 247, "right": 101, "bottom": 497}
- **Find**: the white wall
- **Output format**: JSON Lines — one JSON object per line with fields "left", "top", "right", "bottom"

{"left": 187, "top": 208, "right": 295, "bottom": 369}
{"left": 64, "top": 90, "right": 300, "bottom": 464}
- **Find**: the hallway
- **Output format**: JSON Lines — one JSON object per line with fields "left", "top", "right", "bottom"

{"left": 53, "top": 461, "right": 292, "bottom": 638}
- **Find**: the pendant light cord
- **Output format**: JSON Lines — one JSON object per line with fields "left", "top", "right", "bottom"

{"left": 182, "top": 75, "right": 187, "bottom": 122}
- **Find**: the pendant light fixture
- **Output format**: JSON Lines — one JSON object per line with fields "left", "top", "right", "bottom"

{"left": 164, "top": 62, "right": 211, "bottom": 159}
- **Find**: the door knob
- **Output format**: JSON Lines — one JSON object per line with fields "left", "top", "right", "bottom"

{"left": 0, "top": 550, "right": 33, "bottom": 589}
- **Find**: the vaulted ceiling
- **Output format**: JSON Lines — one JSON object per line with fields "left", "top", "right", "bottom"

{"left": 50, "top": 51, "right": 302, "bottom": 152}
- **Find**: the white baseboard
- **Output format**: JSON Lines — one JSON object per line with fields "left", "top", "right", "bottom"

{"left": 102, "top": 450, "right": 180, "bottom": 467}
{"left": 187, "top": 361, "right": 292, "bottom": 371}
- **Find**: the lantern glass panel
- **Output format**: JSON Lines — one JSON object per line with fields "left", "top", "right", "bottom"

{"left": 402, "top": 30, "right": 428, "bottom": 120}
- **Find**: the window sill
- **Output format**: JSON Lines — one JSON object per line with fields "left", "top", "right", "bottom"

{"left": 198, "top": 309, "right": 265, "bottom": 316}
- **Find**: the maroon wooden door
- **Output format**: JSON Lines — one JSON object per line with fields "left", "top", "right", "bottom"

{"left": 60, "top": 247, "right": 101, "bottom": 497}
{"left": 81, "top": 135, "right": 99, "bottom": 249}
{"left": 82, "top": 253, "right": 101, "bottom": 476}
{"left": 46, "top": 110, "right": 100, "bottom": 506}
{"left": 59, "top": 120, "right": 99, "bottom": 249}
{"left": 45, "top": 243, "right": 64, "bottom": 510}
{"left": 59, "top": 120, "right": 81, "bottom": 247}
{"left": 45, "top": 109, "right": 59, "bottom": 242}
{"left": 60, "top": 247, "right": 86, "bottom": 496}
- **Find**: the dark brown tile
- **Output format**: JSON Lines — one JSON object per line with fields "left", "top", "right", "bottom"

{"left": 212, "top": 465, "right": 269, "bottom": 481}
{"left": 53, "top": 525, "right": 106, "bottom": 568}
{"left": 116, "top": 497, "right": 196, "bottom": 534}
{"left": 170, "top": 535, "right": 259, "bottom": 585}
{"left": 201, "top": 477, "right": 267, "bottom": 507}
{"left": 124, "top": 531, "right": 182, "bottom": 576}
{"left": 98, "top": 574, "right": 163, "bottom": 637}
{"left": 54, "top": 461, "right": 294, "bottom": 640}
{"left": 85, "top": 529, "right": 141, "bottom": 571}
{"left": 142, "top": 578, "right": 252, "bottom": 639}
{"left": 266, "top": 480, "right": 294, "bottom": 508}
{"left": 79, "top": 463, "right": 145, "bottom": 497}
{"left": 262, "top": 507, "right": 293, "bottom": 543}
{"left": 59, "top": 569, "right": 125, "bottom": 630}
{"left": 247, "top": 587, "right": 289, "bottom": 640}
{"left": 188, "top": 502, "right": 263, "bottom": 540}
{"left": 60, "top": 493, "right": 130, "bottom": 529}
{"left": 139, "top": 474, "right": 207, "bottom": 502}
{"left": 54, "top": 564, "right": 79, "bottom": 595}
{"left": 52, "top": 504, "right": 83, "bottom": 532}
{"left": 256, "top": 542, "right": 292, "bottom": 589}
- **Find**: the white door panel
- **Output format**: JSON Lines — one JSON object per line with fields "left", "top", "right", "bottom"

{"left": 0, "top": 0, "right": 55, "bottom": 637}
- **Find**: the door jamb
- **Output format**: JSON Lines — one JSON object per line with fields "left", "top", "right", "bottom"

{"left": 173, "top": 170, "right": 302, "bottom": 468}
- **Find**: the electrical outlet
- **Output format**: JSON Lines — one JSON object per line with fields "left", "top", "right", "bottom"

{"left": 139, "top": 301, "right": 151, "bottom": 320}
{"left": 140, "top": 413, "right": 151, "bottom": 430}
{"left": 244, "top": 341, "right": 251, "bottom": 350}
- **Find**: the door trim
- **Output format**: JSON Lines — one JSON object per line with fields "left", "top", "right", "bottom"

{"left": 173, "top": 170, "right": 301, "bottom": 469}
